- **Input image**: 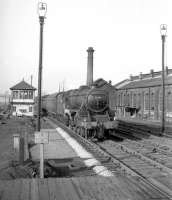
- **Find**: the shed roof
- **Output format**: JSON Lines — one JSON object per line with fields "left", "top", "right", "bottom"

{"left": 10, "top": 80, "right": 36, "bottom": 90}
{"left": 118, "top": 75, "right": 172, "bottom": 90}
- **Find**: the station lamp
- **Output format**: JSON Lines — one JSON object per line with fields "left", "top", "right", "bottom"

{"left": 160, "top": 24, "right": 167, "bottom": 37}
{"left": 38, "top": 2, "right": 47, "bottom": 19}
{"left": 160, "top": 24, "right": 167, "bottom": 135}
{"left": 37, "top": 2, "right": 47, "bottom": 132}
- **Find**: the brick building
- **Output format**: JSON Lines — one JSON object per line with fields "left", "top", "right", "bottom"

{"left": 10, "top": 80, "right": 36, "bottom": 116}
{"left": 114, "top": 67, "right": 172, "bottom": 121}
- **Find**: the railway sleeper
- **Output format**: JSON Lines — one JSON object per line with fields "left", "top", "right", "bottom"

{"left": 116, "top": 144, "right": 172, "bottom": 175}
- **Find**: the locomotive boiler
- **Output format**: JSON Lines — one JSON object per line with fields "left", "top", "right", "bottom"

{"left": 70, "top": 86, "right": 116, "bottom": 139}
{"left": 40, "top": 82, "right": 117, "bottom": 139}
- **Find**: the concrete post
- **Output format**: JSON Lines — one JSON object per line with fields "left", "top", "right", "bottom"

{"left": 13, "top": 134, "right": 20, "bottom": 162}
{"left": 13, "top": 133, "right": 24, "bottom": 164}
{"left": 19, "top": 137, "right": 24, "bottom": 165}
{"left": 24, "top": 132, "right": 29, "bottom": 160}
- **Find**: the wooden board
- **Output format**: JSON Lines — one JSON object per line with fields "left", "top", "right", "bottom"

{"left": 0, "top": 177, "right": 170, "bottom": 200}
{"left": 38, "top": 179, "right": 50, "bottom": 200}
{"left": 20, "top": 179, "right": 30, "bottom": 200}
{"left": 35, "top": 132, "right": 49, "bottom": 144}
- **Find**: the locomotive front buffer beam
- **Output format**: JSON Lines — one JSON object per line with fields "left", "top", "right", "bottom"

{"left": 103, "top": 121, "right": 118, "bottom": 129}
{"left": 74, "top": 121, "right": 118, "bottom": 139}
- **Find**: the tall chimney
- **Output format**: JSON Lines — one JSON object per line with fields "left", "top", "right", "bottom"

{"left": 86, "top": 47, "right": 94, "bottom": 86}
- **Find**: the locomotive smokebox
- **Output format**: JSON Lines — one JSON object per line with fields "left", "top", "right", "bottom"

{"left": 86, "top": 47, "right": 94, "bottom": 86}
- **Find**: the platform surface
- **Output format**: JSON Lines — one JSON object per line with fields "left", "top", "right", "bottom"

{"left": 0, "top": 176, "right": 170, "bottom": 200}
{"left": 30, "top": 129, "right": 78, "bottom": 160}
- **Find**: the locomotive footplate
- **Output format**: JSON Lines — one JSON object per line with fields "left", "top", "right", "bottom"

{"left": 75, "top": 121, "right": 102, "bottom": 139}
{"left": 77, "top": 121, "right": 117, "bottom": 130}
{"left": 74, "top": 121, "right": 118, "bottom": 139}
{"left": 80, "top": 121, "right": 97, "bottom": 129}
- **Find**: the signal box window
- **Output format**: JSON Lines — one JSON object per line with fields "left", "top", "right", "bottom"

{"left": 19, "top": 109, "right": 27, "bottom": 113}
{"left": 29, "top": 106, "right": 32, "bottom": 112}
{"left": 28, "top": 91, "right": 33, "bottom": 99}
{"left": 13, "top": 106, "right": 16, "bottom": 112}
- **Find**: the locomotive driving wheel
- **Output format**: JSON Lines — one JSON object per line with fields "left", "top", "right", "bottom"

{"left": 83, "top": 128, "right": 88, "bottom": 139}
{"left": 86, "top": 129, "right": 96, "bottom": 139}
{"left": 75, "top": 127, "right": 80, "bottom": 135}
{"left": 79, "top": 127, "right": 88, "bottom": 139}
{"left": 97, "top": 123, "right": 104, "bottom": 139}
{"left": 80, "top": 127, "right": 84, "bottom": 137}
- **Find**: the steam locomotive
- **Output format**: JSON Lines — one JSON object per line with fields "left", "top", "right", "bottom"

{"left": 40, "top": 82, "right": 117, "bottom": 139}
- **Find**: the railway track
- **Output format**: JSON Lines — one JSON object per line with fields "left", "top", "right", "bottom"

{"left": 107, "top": 132, "right": 172, "bottom": 171}
{"left": 118, "top": 137, "right": 172, "bottom": 168}
{"left": 47, "top": 117, "right": 172, "bottom": 199}
{"left": 115, "top": 118, "right": 172, "bottom": 139}
{"left": 96, "top": 137, "right": 172, "bottom": 197}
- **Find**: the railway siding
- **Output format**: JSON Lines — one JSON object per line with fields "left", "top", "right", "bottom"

{"left": 116, "top": 118, "right": 172, "bottom": 137}
{"left": 98, "top": 139, "right": 172, "bottom": 197}
{"left": 116, "top": 143, "right": 172, "bottom": 175}
{"left": 119, "top": 138, "right": 172, "bottom": 170}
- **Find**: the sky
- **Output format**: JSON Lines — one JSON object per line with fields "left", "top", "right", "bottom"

{"left": 0, "top": 0, "right": 172, "bottom": 94}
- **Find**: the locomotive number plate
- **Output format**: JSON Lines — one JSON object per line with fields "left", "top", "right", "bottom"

{"left": 35, "top": 131, "right": 49, "bottom": 144}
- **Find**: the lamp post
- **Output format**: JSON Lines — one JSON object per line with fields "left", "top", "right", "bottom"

{"left": 160, "top": 24, "right": 167, "bottom": 135}
{"left": 37, "top": 2, "right": 47, "bottom": 132}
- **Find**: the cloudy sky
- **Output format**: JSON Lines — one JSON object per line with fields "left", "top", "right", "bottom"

{"left": 0, "top": 0, "right": 171, "bottom": 94}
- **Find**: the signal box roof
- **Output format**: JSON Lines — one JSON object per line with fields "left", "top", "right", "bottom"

{"left": 10, "top": 80, "right": 36, "bottom": 90}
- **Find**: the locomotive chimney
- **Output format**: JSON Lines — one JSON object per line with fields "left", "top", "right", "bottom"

{"left": 86, "top": 47, "right": 94, "bottom": 86}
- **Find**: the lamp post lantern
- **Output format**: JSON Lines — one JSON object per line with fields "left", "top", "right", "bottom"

{"left": 160, "top": 24, "right": 167, "bottom": 135}
{"left": 37, "top": 2, "right": 47, "bottom": 132}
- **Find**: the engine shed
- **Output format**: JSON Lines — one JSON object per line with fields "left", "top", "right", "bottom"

{"left": 114, "top": 67, "right": 172, "bottom": 122}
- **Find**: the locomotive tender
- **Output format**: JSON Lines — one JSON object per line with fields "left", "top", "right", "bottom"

{"left": 41, "top": 82, "right": 117, "bottom": 139}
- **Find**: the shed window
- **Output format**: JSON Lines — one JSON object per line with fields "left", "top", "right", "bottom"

{"left": 150, "top": 92, "right": 155, "bottom": 110}
{"left": 126, "top": 94, "right": 130, "bottom": 106}
{"left": 118, "top": 94, "right": 121, "bottom": 106}
{"left": 133, "top": 94, "right": 137, "bottom": 107}
{"left": 138, "top": 93, "right": 141, "bottom": 108}
{"left": 145, "top": 93, "right": 149, "bottom": 110}
{"left": 123, "top": 94, "right": 126, "bottom": 106}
